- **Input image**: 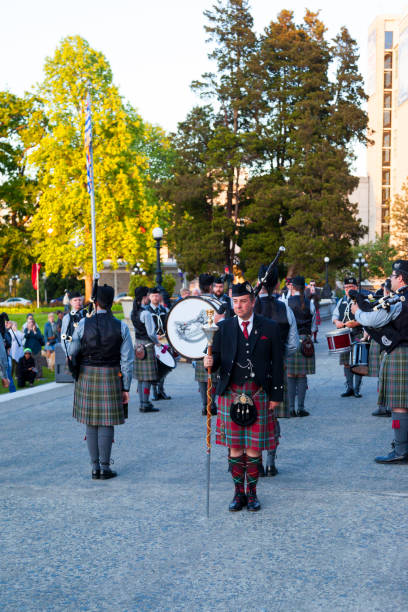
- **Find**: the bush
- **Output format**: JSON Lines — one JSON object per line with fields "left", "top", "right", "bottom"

{"left": 162, "top": 274, "right": 176, "bottom": 296}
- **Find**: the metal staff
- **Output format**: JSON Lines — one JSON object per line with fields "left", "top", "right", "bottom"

{"left": 202, "top": 309, "right": 218, "bottom": 518}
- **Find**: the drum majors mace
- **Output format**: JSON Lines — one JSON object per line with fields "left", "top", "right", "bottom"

{"left": 204, "top": 282, "right": 284, "bottom": 512}
{"left": 351, "top": 260, "right": 408, "bottom": 463}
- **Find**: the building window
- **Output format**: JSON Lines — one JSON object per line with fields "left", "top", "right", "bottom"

{"left": 381, "top": 207, "right": 390, "bottom": 223}
{"left": 382, "top": 187, "right": 390, "bottom": 203}
{"left": 382, "top": 169, "right": 390, "bottom": 185}
{"left": 384, "top": 71, "right": 392, "bottom": 88}
{"left": 384, "top": 52, "right": 393, "bottom": 69}
{"left": 382, "top": 149, "right": 391, "bottom": 166}
{"left": 385, "top": 31, "right": 393, "bottom": 49}
{"left": 382, "top": 223, "right": 390, "bottom": 235}
{"left": 384, "top": 92, "right": 392, "bottom": 108}
{"left": 383, "top": 131, "right": 391, "bottom": 147}
{"left": 383, "top": 110, "right": 392, "bottom": 127}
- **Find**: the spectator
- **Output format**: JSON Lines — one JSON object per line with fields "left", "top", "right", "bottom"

{"left": 22, "top": 313, "right": 34, "bottom": 331}
{"left": 180, "top": 288, "right": 191, "bottom": 299}
{"left": 9, "top": 321, "right": 24, "bottom": 378}
{"left": 55, "top": 310, "right": 64, "bottom": 341}
{"left": 0, "top": 334, "right": 9, "bottom": 389}
{"left": 17, "top": 348, "right": 37, "bottom": 388}
{"left": 44, "top": 312, "right": 58, "bottom": 370}
{"left": 0, "top": 313, "right": 15, "bottom": 392}
{"left": 24, "top": 318, "right": 45, "bottom": 378}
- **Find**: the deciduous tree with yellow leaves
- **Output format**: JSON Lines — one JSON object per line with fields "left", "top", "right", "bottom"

{"left": 28, "top": 36, "right": 170, "bottom": 297}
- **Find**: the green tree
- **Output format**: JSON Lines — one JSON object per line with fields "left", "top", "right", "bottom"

{"left": 352, "top": 234, "right": 398, "bottom": 278}
{"left": 0, "top": 91, "right": 42, "bottom": 274}
{"left": 27, "top": 36, "right": 170, "bottom": 298}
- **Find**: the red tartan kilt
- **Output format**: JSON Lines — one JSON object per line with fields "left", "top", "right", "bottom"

{"left": 315, "top": 310, "right": 321, "bottom": 326}
{"left": 215, "top": 382, "right": 276, "bottom": 451}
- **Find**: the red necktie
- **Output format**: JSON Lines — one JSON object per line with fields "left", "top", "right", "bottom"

{"left": 242, "top": 321, "right": 249, "bottom": 339}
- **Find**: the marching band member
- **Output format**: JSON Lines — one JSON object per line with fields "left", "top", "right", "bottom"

{"left": 204, "top": 282, "right": 284, "bottom": 512}
{"left": 332, "top": 277, "right": 363, "bottom": 398}
{"left": 351, "top": 261, "right": 408, "bottom": 463}
{"left": 147, "top": 287, "right": 171, "bottom": 401}
{"left": 68, "top": 284, "right": 133, "bottom": 480}
{"left": 212, "top": 277, "right": 233, "bottom": 318}
{"left": 286, "top": 276, "right": 316, "bottom": 417}
{"left": 61, "top": 291, "right": 85, "bottom": 355}
{"left": 131, "top": 287, "right": 161, "bottom": 413}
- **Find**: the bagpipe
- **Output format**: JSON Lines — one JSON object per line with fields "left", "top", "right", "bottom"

{"left": 348, "top": 289, "right": 405, "bottom": 312}
{"left": 254, "top": 246, "right": 286, "bottom": 298}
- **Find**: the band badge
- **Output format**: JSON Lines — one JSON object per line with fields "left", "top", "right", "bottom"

{"left": 381, "top": 335, "right": 392, "bottom": 347}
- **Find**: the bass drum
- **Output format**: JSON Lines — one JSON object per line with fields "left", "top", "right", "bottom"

{"left": 350, "top": 341, "right": 370, "bottom": 376}
{"left": 166, "top": 296, "right": 223, "bottom": 360}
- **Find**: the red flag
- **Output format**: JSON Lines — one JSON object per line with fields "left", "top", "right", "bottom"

{"left": 31, "top": 263, "right": 41, "bottom": 290}
{"left": 139, "top": 226, "right": 146, "bottom": 234}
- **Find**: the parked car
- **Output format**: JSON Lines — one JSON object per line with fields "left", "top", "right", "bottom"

{"left": 0, "top": 297, "right": 32, "bottom": 307}
{"left": 49, "top": 296, "right": 64, "bottom": 305}
{"left": 114, "top": 292, "right": 129, "bottom": 303}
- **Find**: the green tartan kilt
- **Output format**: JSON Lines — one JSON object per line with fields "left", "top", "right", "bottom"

{"left": 73, "top": 365, "right": 124, "bottom": 426}
{"left": 216, "top": 382, "right": 276, "bottom": 451}
{"left": 378, "top": 346, "right": 408, "bottom": 410}
{"left": 339, "top": 350, "right": 351, "bottom": 366}
{"left": 367, "top": 338, "right": 382, "bottom": 377}
{"left": 286, "top": 336, "right": 315, "bottom": 376}
{"left": 194, "top": 360, "right": 217, "bottom": 384}
{"left": 133, "top": 343, "right": 159, "bottom": 382}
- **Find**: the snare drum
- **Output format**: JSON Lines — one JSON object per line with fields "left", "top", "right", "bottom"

{"left": 154, "top": 345, "right": 176, "bottom": 379}
{"left": 350, "top": 341, "right": 370, "bottom": 376}
{"left": 326, "top": 328, "right": 352, "bottom": 354}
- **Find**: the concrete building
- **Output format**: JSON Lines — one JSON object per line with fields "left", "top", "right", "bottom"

{"left": 365, "top": 12, "right": 408, "bottom": 241}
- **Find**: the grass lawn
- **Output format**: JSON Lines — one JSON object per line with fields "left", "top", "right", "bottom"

{"left": 8, "top": 310, "right": 124, "bottom": 333}
{"left": 1, "top": 366, "right": 55, "bottom": 395}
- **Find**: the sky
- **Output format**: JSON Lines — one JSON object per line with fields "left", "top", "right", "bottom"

{"left": 2, "top": 0, "right": 408, "bottom": 175}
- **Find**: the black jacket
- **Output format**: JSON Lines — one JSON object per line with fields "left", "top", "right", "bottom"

{"left": 211, "top": 314, "right": 284, "bottom": 402}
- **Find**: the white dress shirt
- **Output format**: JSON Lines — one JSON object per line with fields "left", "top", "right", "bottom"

{"left": 237, "top": 313, "right": 254, "bottom": 336}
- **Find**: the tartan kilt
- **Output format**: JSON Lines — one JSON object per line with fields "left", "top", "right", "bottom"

{"left": 73, "top": 365, "right": 124, "bottom": 426}
{"left": 286, "top": 336, "right": 315, "bottom": 376}
{"left": 216, "top": 382, "right": 276, "bottom": 451}
{"left": 194, "top": 360, "right": 217, "bottom": 384}
{"left": 133, "top": 343, "right": 159, "bottom": 382}
{"left": 339, "top": 350, "right": 351, "bottom": 366}
{"left": 367, "top": 338, "right": 382, "bottom": 377}
{"left": 377, "top": 346, "right": 408, "bottom": 410}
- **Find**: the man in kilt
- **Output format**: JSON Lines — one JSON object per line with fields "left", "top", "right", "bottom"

{"left": 195, "top": 274, "right": 218, "bottom": 416}
{"left": 61, "top": 291, "right": 85, "bottom": 356}
{"left": 351, "top": 260, "right": 408, "bottom": 463}
{"left": 366, "top": 283, "right": 391, "bottom": 417}
{"left": 286, "top": 276, "right": 316, "bottom": 417}
{"left": 255, "top": 265, "right": 299, "bottom": 476}
{"left": 131, "top": 287, "right": 161, "bottom": 413}
{"left": 146, "top": 287, "right": 171, "bottom": 401}
{"left": 204, "top": 282, "right": 284, "bottom": 512}
{"left": 332, "top": 277, "right": 364, "bottom": 398}
{"left": 68, "top": 284, "right": 133, "bottom": 480}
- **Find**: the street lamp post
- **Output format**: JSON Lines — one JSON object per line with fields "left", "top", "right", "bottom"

{"left": 321, "top": 256, "right": 331, "bottom": 298}
{"left": 353, "top": 253, "right": 368, "bottom": 292}
{"left": 152, "top": 227, "right": 164, "bottom": 288}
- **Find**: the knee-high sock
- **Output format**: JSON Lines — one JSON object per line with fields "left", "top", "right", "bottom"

{"left": 246, "top": 455, "right": 261, "bottom": 496}
{"left": 98, "top": 426, "right": 114, "bottom": 468}
{"left": 199, "top": 381, "right": 207, "bottom": 409}
{"left": 266, "top": 449, "right": 276, "bottom": 467}
{"left": 287, "top": 377, "right": 297, "bottom": 411}
{"left": 344, "top": 366, "right": 353, "bottom": 390}
{"left": 158, "top": 377, "right": 166, "bottom": 393}
{"left": 139, "top": 382, "right": 151, "bottom": 406}
{"left": 297, "top": 376, "right": 307, "bottom": 409}
{"left": 86, "top": 425, "right": 100, "bottom": 469}
{"left": 354, "top": 374, "right": 362, "bottom": 393}
{"left": 229, "top": 454, "right": 245, "bottom": 494}
{"left": 392, "top": 413, "right": 408, "bottom": 456}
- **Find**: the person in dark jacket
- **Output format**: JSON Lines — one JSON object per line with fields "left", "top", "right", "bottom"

{"left": 204, "top": 282, "right": 284, "bottom": 512}
{"left": 23, "top": 318, "right": 45, "bottom": 378}
{"left": 68, "top": 284, "right": 134, "bottom": 480}
{"left": 17, "top": 348, "right": 37, "bottom": 387}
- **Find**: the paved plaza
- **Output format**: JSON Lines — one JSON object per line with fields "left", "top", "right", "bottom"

{"left": 1, "top": 320, "right": 408, "bottom": 611}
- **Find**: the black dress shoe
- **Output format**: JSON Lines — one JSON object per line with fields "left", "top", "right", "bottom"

{"left": 258, "top": 463, "right": 265, "bottom": 477}
{"left": 247, "top": 494, "right": 261, "bottom": 511}
{"left": 353, "top": 391, "right": 362, "bottom": 398}
{"left": 375, "top": 449, "right": 408, "bottom": 463}
{"left": 372, "top": 408, "right": 389, "bottom": 416}
{"left": 142, "top": 405, "right": 160, "bottom": 412}
{"left": 289, "top": 410, "right": 297, "bottom": 417}
{"left": 297, "top": 409, "right": 310, "bottom": 417}
{"left": 229, "top": 492, "right": 247, "bottom": 511}
{"left": 341, "top": 389, "right": 354, "bottom": 397}
{"left": 158, "top": 391, "right": 171, "bottom": 400}
{"left": 92, "top": 469, "right": 100, "bottom": 480}
{"left": 100, "top": 468, "right": 117, "bottom": 480}
{"left": 265, "top": 464, "right": 278, "bottom": 477}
